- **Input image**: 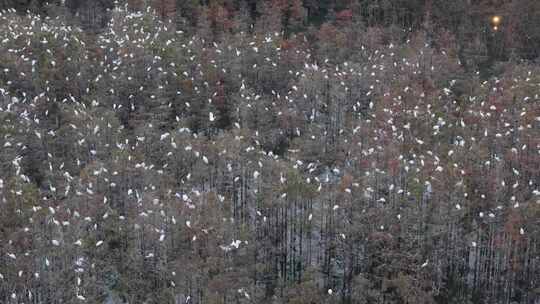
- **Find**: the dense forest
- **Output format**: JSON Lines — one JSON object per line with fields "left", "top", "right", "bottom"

{"left": 0, "top": 0, "right": 539, "bottom": 303}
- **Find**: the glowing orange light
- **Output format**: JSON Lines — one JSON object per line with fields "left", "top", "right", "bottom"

{"left": 491, "top": 15, "right": 501, "bottom": 26}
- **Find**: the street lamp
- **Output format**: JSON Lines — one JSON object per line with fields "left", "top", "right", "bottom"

{"left": 491, "top": 15, "right": 502, "bottom": 31}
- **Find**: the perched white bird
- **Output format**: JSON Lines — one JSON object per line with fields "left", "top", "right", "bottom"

{"left": 160, "top": 133, "right": 170, "bottom": 141}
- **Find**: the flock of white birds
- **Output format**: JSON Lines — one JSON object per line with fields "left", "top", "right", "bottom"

{"left": 0, "top": 4, "right": 539, "bottom": 303}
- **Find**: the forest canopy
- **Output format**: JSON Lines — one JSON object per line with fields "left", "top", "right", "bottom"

{"left": 0, "top": 1, "right": 539, "bottom": 304}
